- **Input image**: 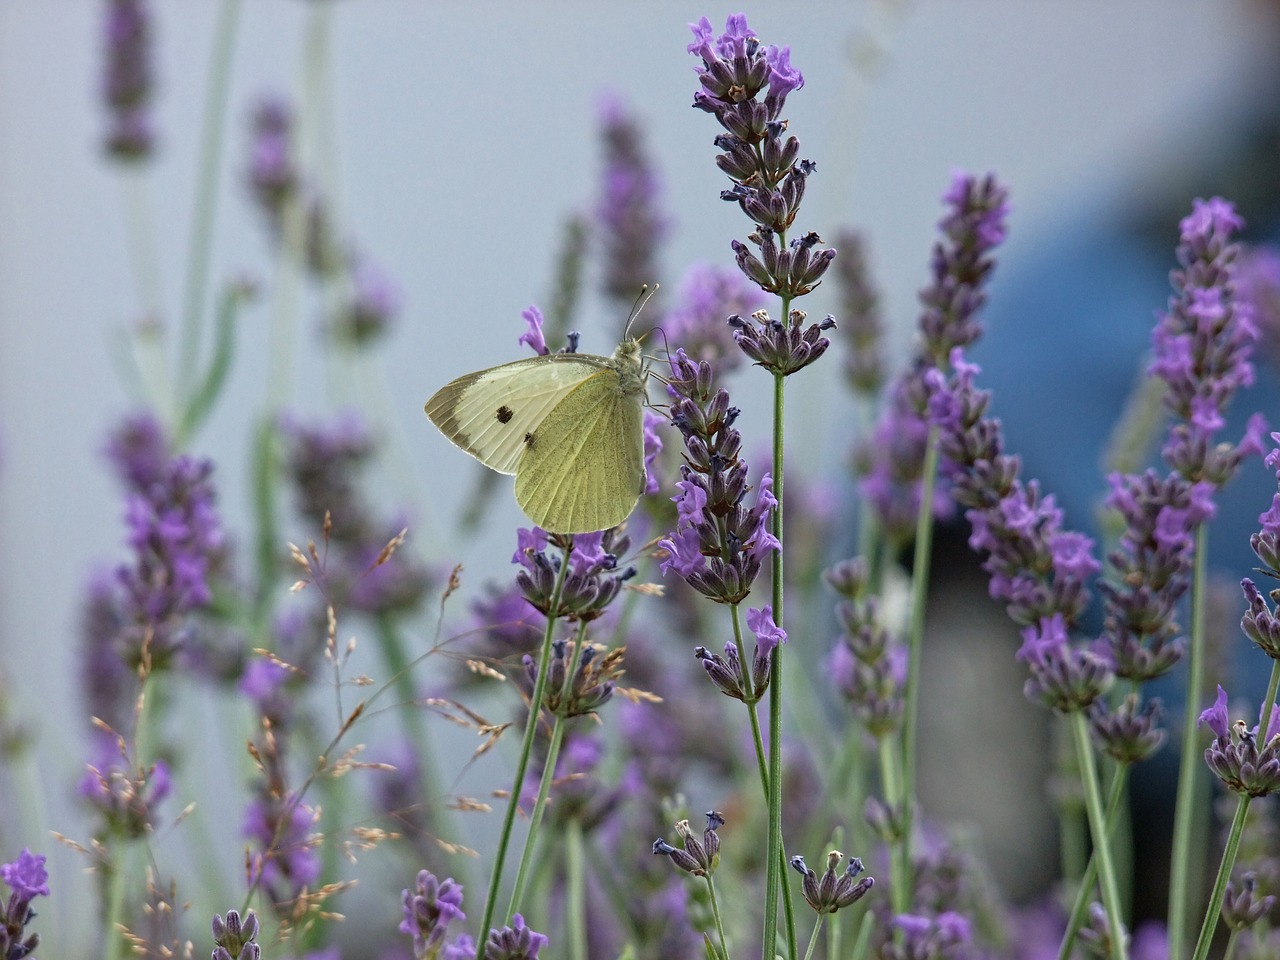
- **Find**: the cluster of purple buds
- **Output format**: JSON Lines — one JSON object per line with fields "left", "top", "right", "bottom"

{"left": 728, "top": 307, "right": 835, "bottom": 376}
{"left": 928, "top": 352, "right": 1099, "bottom": 629}
{"left": 652, "top": 810, "right": 724, "bottom": 878}
{"left": 1241, "top": 433, "right": 1280, "bottom": 658}
{"left": 79, "top": 731, "right": 172, "bottom": 838}
{"left": 513, "top": 528, "right": 635, "bottom": 623}
{"left": 790, "top": 852, "right": 874, "bottom": 915}
{"left": 596, "top": 96, "right": 667, "bottom": 309}
{"left": 1088, "top": 694, "right": 1166, "bottom": 765}
{"left": 1077, "top": 902, "right": 1128, "bottom": 960}
{"left": 825, "top": 558, "right": 906, "bottom": 737}
{"left": 245, "top": 97, "right": 344, "bottom": 277}
{"left": 330, "top": 259, "right": 401, "bottom": 346}
{"left": 1199, "top": 686, "right": 1280, "bottom": 797}
{"left": 917, "top": 174, "right": 1009, "bottom": 366}
{"left": 688, "top": 14, "right": 836, "bottom": 300}
{"left": 882, "top": 911, "right": 973, "bottom": 960}
{"left": 1222, "top": 871, "right": 1276, "bottom": 932}
{"left": 105, "top": 414, "right": 225, "bottom": 668}
{"left": 1151, "top": 197, "right": 1264, "bottom": 485}
{"left": 658, "top": 351, "right": 778, "bottom": 604}
{"left": 243, "top": 792, "right": 321, "bottom": 907}
{"left": 400, "top": 869, "right": 466, "bottom": 960}
{"left": 1018, "top": 614, "right": 1114, "bottom": 714}
{"left": 522, "top": 637, "right": 623, "bottom": 718}
{"left": 0, "top": 850, "right": 49, "bottom": 960}
{"left": 482, "top": 913, "right": 548, "bottom": 960}
{"left": 693, "top": 605, "right": 785, "bottom": 703}
{"left": 833, "top": 229, "right": 886, "bottom": 397}
{"left": 101, "top": 0, "right": 154, "bottom": 160}
{"left": 284, "top": 413, "right": 431, "bottom": 616}
{"left": 1096, "top": 470, "right": 1212, "bottom": 682}
{"left": 211, "top": 909, "right": 260, "bottom": 960}
{"left": 662, "top": 263, "right": 765, "bottom": 372}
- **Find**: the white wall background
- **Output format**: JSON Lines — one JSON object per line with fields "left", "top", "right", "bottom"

{"left": 1, "top": 1, "right": 1276, "bottom": 953}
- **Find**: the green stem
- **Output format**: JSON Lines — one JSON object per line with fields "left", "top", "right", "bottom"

{"left": 1169, "top": 525, "right": 1211, "bottom": 958}
{"left": 505, "top": 702, "right": 568, "bottom": 918}
{"left": 801, "top": 915, "right": 825, "bottom": 960}
{"left": 1057, "top": 764, "right": 1130, "bottom": 960}
{"left": 705, "top": 875, "right": 732, "bottom": 960}
{"left": 1069, "top": 712, "right": 1128, "bottom": 960}
{"left": 475, "top": 551, "right": 569, "bottom": 957}
{"left": 177, "top": 0, "right": 242, "bottom": 395}
{"left": 102, "top": 840, "right": 133, "bottom": 960}
{"left": 566, "top": 819, "right": 586, "bottom": 960}
{"left": 899, "top": 424, "right": 939, "bottom": 910}
{"left": 763, "top": 367, "right": 798, "bottom": 960}
{"left": 1189, "top": 794, "right": 1252, "bottom": 960}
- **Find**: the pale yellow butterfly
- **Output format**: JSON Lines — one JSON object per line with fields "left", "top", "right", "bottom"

{"left": 424, "top": 336, "right": 650, "bottom": 535}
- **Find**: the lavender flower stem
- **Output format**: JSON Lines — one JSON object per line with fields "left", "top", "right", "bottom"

{"left": 1189, "top": 793, "right": 1252, "bottom": 960}
{"left": 566, "top": 818, "right": 586, "bottom": 960}
{"left": 801, "top": 913, "right": 824, "bottom": 960}
{"left": 476, "top": 546, "right": 570, "bottom": 958}
{"left": 898, "top": 423, "right": 940, "bottom": 906}
{"left": 877, "top": 730, "right": 908, "bottom": 913}
{"left": 704, "top": 874, "right": 731, "bottom": 960}
{"left": 1069, "top": 712, "right": 1128, "bottom": 960}
{"left": 177, "top": 0, "right": 242, "bottom": 398}
{"left": 1057, "top": 766, "right": 1130, "bottom": 960}
{"left": 120, "top": 169, "right": 168, "bottom": 415}
{"left": 505, "top": 624, "right": 583, "bottom": 917}
{"left": 765, "top": 367, "right": 800, "bottom": 960}
{"left": 1169, "top": 526, "right": 1212, "bottom": 956}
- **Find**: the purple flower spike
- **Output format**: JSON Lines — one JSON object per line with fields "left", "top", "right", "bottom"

{"left": 400, "top": 869, "right": 466, "bottom": 960}
{"left": 102, "top": 0, "right": 154, "bottom": 160}
{"left": 0, "top": 850, "right": 49, "bottom": 901}
{"left": 1152, "top": 197, "right": 1262, "bottom": 486}
{"left": 597, "top": 95, "right": 667, "bottom": 310}
{"left": 1198, "top": 686, "right": 1280, "bottom": 796}
{"left": 483, "top": 912, "right": 549, "bottom": 960}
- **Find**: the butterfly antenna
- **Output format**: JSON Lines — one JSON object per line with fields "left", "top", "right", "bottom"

{"left": 623, "top": 283, "right": 660, "bottom": 339}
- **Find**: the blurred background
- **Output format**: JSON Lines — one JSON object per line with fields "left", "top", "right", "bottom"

{"left": 2, "top": 1, "right": 1279, "bottom": 954}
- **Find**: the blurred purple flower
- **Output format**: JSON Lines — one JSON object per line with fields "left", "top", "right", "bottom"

{"left": 101, "top": 0, "right": 154, "bottom": 160}
{"left": 331, "top": 259, "right": 400, "bottom": 345}
{"left": 400, "top": 869, "right": 465, "bottom": 960}
{"left": 79, "top": 729, "right": 172, "bottom": 837}
{"left": 244, "top": 793, "right": 321, "bottom": 901}
{"left": 661, "top": 263, "right": 765, "bottom": 372}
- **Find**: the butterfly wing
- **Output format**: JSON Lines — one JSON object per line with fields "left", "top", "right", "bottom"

{"left": 514, "top": 368, "right": 646, "bottom": 534}
{"left": 425, "top": 356, "right": 609, "bottom": 475}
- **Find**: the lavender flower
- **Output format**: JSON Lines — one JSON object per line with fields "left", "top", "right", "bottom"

{"left": 789, "top": 852, "right": 874, "bottom": 914}
{"left": 1221, "top": 871, "right": 1275, "bottom": 932}
{"left": 657, "top": 350, "right": 778, "bottom": 604}
{"left": 597, "top": 95, "right": 667, "bottom": 313}
{"left": 521, "top": 637, "right": 624, "bottom": 718}
{"left": 728, "top": 306, "right": 836, "bottom": 376}
{"left": 884, "top": 911, "right": 973, "bottom": 960}
{"left": 101, "top": 0, "right": 154, "bottom": 160}
{"left": 1088, "top": 694, "right": 1166, "bottom": 764}
{"left": 212, "top": 909, "right": 260, "bottom": 960}
{"left": 512, "top": 527, "right": 635, "bottom": 623}
{"left": 244, "top": 792, "right": 321, "bottom": 903}
{"left": 1198, "top": 685, "right": 1280, "bottom": 797}
{"left": 1238, "top": 244, "right": 1280, "bottom": 366}
{"left": 1017, "top": 614, "right": 1113, "bottom": 713}
{"left": 918, "top": 173, "right": 1010, "bottom": 366}
{"left": 519, "top": 733, "right": 625, "bottom": 832}
{"left": 833, "top": 228, "right": 886, "bottom": 396}
{"left": 103, "top": 415, "right": 226, "bottom": 667}
{"left": 693, "top": 605, "right": 785, "bottom": 702}
{"left": 652, "top": 810, "right": 724, "bottom": 878}
{"left": 826, "top": 569, "right": 907, "bottom": 740}
{"left": 689, "top": 14, "right": 836, "bottom": 301}
{"left": 1097, "top": 470, "right": 1210, "bottom": 682}
{"left": 330, "top": 259, "right": 400, "bottom": 346}
{"left": 0, "top": 849, "right": 49, "bottom": 960}
{"left": 482, "top": 914, "right": 548, "bottom": 960}
{"left": 79, "top": 729, "right": 172, "bottom": 837}
{"left": 1151, "top": 197, "right": 1264, "bottom": 485}
{"left": 400, "top": 870, "right": 465, "bottom": 960}
{"left": 929, "top": 352, "right": 1099, "bottom": 630}
{"left": 662, "top": 263, "right": 765, "bottom": 372}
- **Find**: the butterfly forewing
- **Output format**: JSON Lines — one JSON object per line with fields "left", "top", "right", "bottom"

{"left": 514, "top": 369, "right": 646, "bottom": 534}
{"left": 424, "top": 357, "right": 610, "bottom": 475}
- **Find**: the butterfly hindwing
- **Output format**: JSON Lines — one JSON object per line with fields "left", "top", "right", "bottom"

{"left": 514, "top": 367, "right": 645, "bottom": 534}
{"left": 425, "top": 356, "right": 610, "bottom": 474}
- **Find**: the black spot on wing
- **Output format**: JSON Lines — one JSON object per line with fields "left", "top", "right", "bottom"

{"left": 496, "top": 405, "right": 514, "bottom": 423}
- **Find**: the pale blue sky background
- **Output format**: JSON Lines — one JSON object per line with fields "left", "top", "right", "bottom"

{"left": 1, "top": 1, "right": 1276, "bottom": 951}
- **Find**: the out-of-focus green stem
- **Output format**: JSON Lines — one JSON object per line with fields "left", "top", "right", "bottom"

{"left": 1070, "top": 712, "right": 1128, "bottom": 960}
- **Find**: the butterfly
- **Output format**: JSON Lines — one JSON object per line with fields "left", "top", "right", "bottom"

{"left": 425, "top": 337, "right": 650, "bottom": 534}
